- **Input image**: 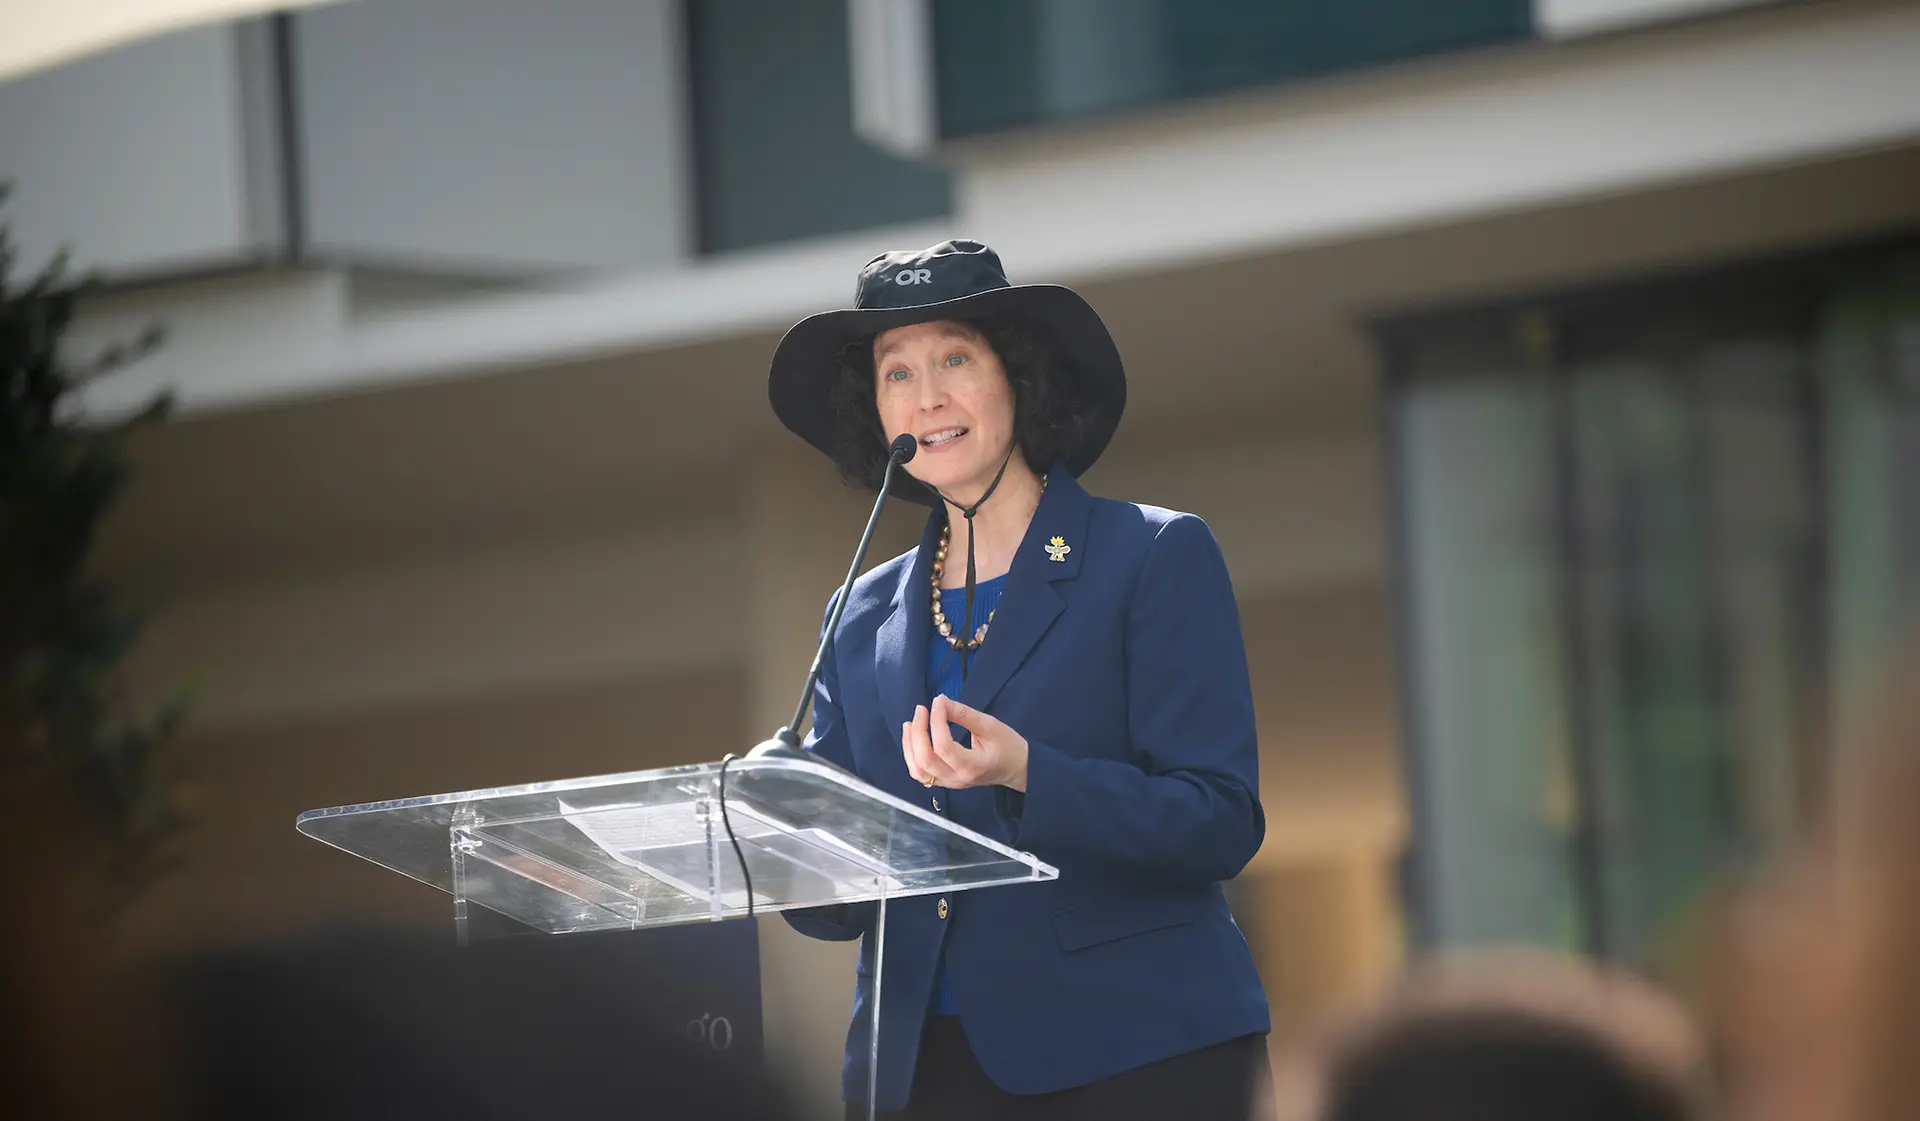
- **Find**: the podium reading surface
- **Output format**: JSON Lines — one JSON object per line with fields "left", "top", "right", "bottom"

{"left": 298, "top": 752, "right": 1057, "bottom": 1119}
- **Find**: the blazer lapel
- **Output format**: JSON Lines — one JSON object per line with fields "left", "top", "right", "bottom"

{"left": 874, "top": 509, "right": 941, "bottom": 733}
{"left": 955, "top": 468, "right": 1093, "bottom": 715}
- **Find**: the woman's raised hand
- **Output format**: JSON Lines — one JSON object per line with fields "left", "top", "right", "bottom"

{"left": 901, "top": 694, "right": 1029, "bottom": 793}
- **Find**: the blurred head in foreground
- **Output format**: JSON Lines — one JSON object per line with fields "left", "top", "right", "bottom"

{"left": 1313, "top": 952, "right": 1702, "bottom": 1121}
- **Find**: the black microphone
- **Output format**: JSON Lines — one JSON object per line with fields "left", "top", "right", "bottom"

{"left": 747, "top": 433, "right": 918, "bottom": 763}
{"left": 724, "top": 435, "right": 915, "bottom": 916}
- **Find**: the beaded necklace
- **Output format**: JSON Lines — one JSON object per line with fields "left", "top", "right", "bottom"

{"left": 930, "top": 473, "right": 1047, "bottom": 652}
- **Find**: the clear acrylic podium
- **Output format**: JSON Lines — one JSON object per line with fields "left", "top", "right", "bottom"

{"left": 297, "top": 751, "right": 1058, "bottom": 1118}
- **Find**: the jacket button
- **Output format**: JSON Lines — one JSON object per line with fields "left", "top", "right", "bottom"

{"left": 936, "top": 897, "right": 949, "bottom": 920}
{"left": 931, "top": 795, "right": 941, "bottom": 811}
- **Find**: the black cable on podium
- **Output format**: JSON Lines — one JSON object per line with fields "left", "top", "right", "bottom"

{"left": 716, "top": 435, "right": 919, "bottom": 919}
{"left": 717, "top": 753, "right": 752, "bottom": 915}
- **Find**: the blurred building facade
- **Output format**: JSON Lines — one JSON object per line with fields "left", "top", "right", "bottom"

{"left": 3, "top": 0, "right": 1916, "bottom": 1116}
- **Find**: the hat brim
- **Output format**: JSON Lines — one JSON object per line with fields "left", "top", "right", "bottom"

{"left": 767, "top": 283, "right": 1126, "bottom": 506}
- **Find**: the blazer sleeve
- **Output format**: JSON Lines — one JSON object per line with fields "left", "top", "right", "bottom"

{"left": 1004, "top": 513, "right": 1264, "bottom": 884}
{"left": 781, "top": 588, "right": 877, "bottom": 943}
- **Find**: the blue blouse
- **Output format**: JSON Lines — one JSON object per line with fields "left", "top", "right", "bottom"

{"left": 924, "top": 572, "right": 1008, "bottom": 1017}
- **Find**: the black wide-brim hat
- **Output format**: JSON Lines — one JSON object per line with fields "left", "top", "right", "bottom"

{"left": 768, "top": 239, "right": 1126, "bottom": 504}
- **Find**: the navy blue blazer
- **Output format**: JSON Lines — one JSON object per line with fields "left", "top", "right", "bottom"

{"left": 784, "top": 470, "right": 1270, "bottom": 1111}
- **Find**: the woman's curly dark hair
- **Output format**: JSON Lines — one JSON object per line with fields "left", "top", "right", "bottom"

{"left": 825, "top": 316, "right": 1097, "bottom": 494}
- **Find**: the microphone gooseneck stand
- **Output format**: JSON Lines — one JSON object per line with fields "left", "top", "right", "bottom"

{"left": 721, "top": 434, "right": 921, "bottom": 909}
{"left": 719, "top": 433, "right": 920, "bottom": 1121}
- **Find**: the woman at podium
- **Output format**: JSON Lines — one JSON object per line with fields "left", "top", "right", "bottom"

{"left": 767, "top": 240, "right": 1271, "bottom": 1121}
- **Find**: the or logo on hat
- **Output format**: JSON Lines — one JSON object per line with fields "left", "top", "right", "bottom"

{"left": 894, "top": 268, "right": 934, "bottom": 286}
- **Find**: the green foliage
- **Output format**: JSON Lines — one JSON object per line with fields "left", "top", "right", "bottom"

{"left": 0, "top": 182, "right": 185, "bottom": 899}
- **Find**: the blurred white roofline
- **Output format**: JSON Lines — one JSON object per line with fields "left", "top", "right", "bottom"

{"left": 0, "top": 0, "right": 349, "bottom": 82}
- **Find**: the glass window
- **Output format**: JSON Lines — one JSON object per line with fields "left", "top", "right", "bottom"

{"left": 1821, "top": 269, "right": 1920, "bottom": 751}
{"left": 1392, "top": 327, "right": 1586, "bottom": 951}
{"left": 688, "top": 0, "right": 951, "bottom": 254}
{"left": 1563, "top": 333, "right": 1815, "bottom": 964}
{"left": 1385, "top": 246, "right": 1920, "bottom": 968}
{"left": 932, "top": 0, "right": 1532, "bottom": 139}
